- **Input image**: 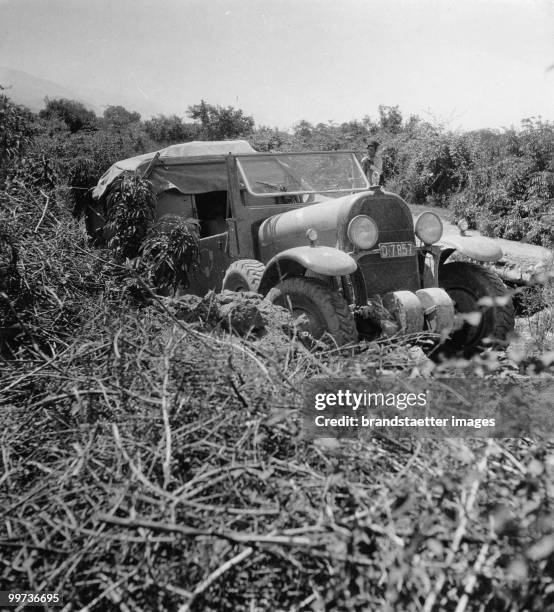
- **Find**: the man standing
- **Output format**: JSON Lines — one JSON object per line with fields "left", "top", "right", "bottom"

{"left": 361, "top": 140, "right": 383, "bottom": 185}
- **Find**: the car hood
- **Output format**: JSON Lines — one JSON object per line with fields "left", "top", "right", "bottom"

{"left": 258, "top": 188, "right": 415, "bottom": 262}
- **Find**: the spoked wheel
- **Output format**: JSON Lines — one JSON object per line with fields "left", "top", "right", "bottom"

{"left": 266, "top": 276, "right": 357, "bottom": 347}
{"left": 438, "top": 261, "right": 515, "bottom": 357}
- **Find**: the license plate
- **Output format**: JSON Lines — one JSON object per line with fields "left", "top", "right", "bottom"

{"left": 379, "top": 242, "right": 415, "bottom": 258}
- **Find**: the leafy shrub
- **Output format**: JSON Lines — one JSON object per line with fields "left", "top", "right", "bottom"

{"left": 143, "top": 114, "right": 198, "bottom": 145}
{"left": 0, "top": 90, "right": 34, "bottom": 180}
{"left": 382, "top": 124, "right": 474, "bottom": 205}
{"left": 105, "top": 174, "right": 156, "bottom": 260}
{"left": 47, "top": 126, "right": 156, "bottom": 218}
{"left": 0, "top": 98, "right": 61, "bottom": 194}
{"left": 68, "top": 156, "right": 98, "bottom": 217}
{"left": 451, "top": 119, "right": 553, "bottom": 247}
{"left": 39, "top": 97, "right": 97, "bottom": 133}
{"left": 187, "top": 99, "right": 255, "bottom": 140}
{"left": 7, "top": 152, "right": 60, "bottom": 192}
{"left": 0, "top": 149, "right": 105, "bottom": 356}
{"left": 139, "top": 215, "right": 200, "bottom": 291}
{"left": 288, "top": 119, "right": 368, "bottom": 152}
{"left": 102, "top": 104, "right": 141, "bottom": 128}
{"left": 378, "top": 104, "right": 403, "bottom": 134}
{"left": 248, "top": 126, "right": 292, "bottom": 152}
{"left": 0, "top": 229, "right": 18, "bottom": 296}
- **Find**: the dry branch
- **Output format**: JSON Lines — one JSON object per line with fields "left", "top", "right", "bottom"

{"left": 33, "top": 189, "right": 50, "bottom": 234}
{"left": 95, "top": 514, "right": 314, "bottom": 548}
{"left": 422, "top": 439, "right": 494, "bottom": 612}
{"left": 178, "top": 547, "right": 255, "bottom": 612}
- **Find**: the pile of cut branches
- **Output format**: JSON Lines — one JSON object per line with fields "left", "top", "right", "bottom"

{"left": 1, "top": 299, "right": 553, "bottom": 610}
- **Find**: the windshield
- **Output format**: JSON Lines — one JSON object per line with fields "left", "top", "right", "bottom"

{"left": 236, "top": 151, "right": 369, "bottom": 197}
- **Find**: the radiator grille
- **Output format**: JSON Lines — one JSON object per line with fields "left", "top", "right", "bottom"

{"left": 357, "top": 253, "right": 420, "bottom": 296}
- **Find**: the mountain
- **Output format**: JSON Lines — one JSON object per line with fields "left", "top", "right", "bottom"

{"left": 0, "top": 67, "right": 100, "bottom": 114}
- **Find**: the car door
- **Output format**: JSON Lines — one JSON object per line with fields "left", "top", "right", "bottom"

{"left": 186, "top": 192, "right": 233, "bottom": 296}
{"left": 187, "top": 231, "right": 231, "bottom": 296}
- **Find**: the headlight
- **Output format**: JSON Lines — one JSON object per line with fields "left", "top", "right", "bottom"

{"left": 347, "top": 215, "right": 379, "bottom": 250}
{"left": 415, "top": 212, "right": 443, "bottom": 245}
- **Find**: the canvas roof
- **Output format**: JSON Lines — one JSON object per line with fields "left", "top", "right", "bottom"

{"left": 92, "top": 140, "right": 256, "bottom": 199}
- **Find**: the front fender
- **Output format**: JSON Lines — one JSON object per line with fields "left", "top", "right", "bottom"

{"left": 258, "top": 246, "right": 356, "bottom": 295}
{"left": 439, "top": 234, "right": 503, "bottom": 263}
{"left": 270, "top": 246, "right": 357, "bottom": 276}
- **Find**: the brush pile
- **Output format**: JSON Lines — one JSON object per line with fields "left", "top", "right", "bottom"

{"left": 2, "top": 302, "right": 554, "bottom": 610}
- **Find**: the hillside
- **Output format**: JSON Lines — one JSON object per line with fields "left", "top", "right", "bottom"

{"left": 0, "top": 67, "right": 99, "bottom": 113}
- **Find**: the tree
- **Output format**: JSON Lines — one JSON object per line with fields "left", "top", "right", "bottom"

{"left": 39, "top": 98, "right": 97, "bottom": 133}
{"left": 378, "top": 105, "right": 403, "bottom": 134}
{"left": 362, "top": 114, "right": 379, "bottom": 134}
{"left": 187, "top": 100, "right": 254, "bottom": 140}
{"left": 143, "top": 114, "right": 198, "bottom": 144}
{"left": 337, "top": 120, "right": 369, "bottom": 149}
{"left": 293, "top": 120, "right": 313, "bottom": 140}
{"left": 249, "top": 126, "right": 290, "bottom": 152}
{"left": 103, "top": 105, "right": 141, "bottom": 127}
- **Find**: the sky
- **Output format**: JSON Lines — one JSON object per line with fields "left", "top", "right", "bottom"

{"left": 1, "top": 0, "right": 553, "bottom": 131}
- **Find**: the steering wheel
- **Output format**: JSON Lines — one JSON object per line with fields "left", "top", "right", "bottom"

{"left": 255, "top": 181, "right": 316, "bottom": 204}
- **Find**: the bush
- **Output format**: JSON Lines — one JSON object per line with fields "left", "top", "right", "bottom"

{"left": 187, "top": 100, "right": 255, "bottom": 140}
{"left": 382, "top": 124, "right": 473, "bottom": 206}
{"left": 451, "top": 119, "right": 554, "bottom": 247}
{"left": 35, "top": 125, "right": 156, "bottom": 218}
{"left": 143, "top": 114, "right": 198, "bottom": 145}
{"left": 0, "top": 153, "right": 103, "bottom": 356}
{"left": 248, "top": 126, "right": 292, "bottom": 152}
{"left": 139, "top": 215, "right": 200, "bottom": 291}
{"left": 105, "top": 174, "right": 156, "bottom": 260}
{"left": 103, "top": 104, "right": 141, "bottom": 128}
{"left": 39, "top": 97, "right": 97, "bottom": 133}
{"left": 0, "top": 90, "right": 34, "bottom": 180}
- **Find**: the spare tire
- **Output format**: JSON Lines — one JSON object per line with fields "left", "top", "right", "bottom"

{"left": 222, "top": 259, "right": 265, "bottom": 293}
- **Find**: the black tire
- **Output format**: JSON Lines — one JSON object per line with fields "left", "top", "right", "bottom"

{"left": 266, "top": 276, "right": 357, "bottom": 347}
{"left": 222, "top": 259, "right": 265, "bottom": 292}
{"left": 438, "top": 261, "right": 515, "bottom": 355}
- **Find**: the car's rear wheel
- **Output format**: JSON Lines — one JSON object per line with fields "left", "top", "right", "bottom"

{"left": 438, "top": 261, "right": 515, "bottom": 356}
{"left": 266, "top": 276, "right": 357, "bottom": 347}
{"left": 222, "top": 259, "right": 265, "bottom": 292}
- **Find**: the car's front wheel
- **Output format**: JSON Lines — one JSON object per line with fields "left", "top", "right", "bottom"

{"left": 266, "top": 276, "right": 357, "bottom": 347}
{"left": 438, "top": 261, "right": 515, "bottom": 356}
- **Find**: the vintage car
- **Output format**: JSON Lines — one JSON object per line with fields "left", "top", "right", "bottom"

{"left": 92, "top": 140, "right": 517, "bottom": 353}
